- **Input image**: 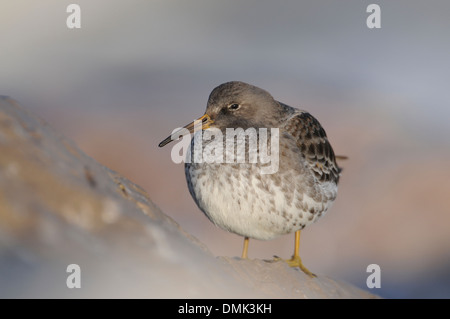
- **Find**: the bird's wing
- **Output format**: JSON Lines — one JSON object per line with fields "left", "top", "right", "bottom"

{"left": 282, "top": 110, "right": 341, "bottom": 184}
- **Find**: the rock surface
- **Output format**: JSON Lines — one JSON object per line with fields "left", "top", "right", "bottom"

{"left": 0, "top": 96, "right": 378, "bottom": 298}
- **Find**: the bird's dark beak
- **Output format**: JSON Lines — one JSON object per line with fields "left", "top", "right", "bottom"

{"left": 158, "top": 114, "right": 214, "bottom": 147}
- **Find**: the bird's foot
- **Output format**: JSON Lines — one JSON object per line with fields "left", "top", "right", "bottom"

{"left": 273, "top": 255, "right": 316, "bottom": 278}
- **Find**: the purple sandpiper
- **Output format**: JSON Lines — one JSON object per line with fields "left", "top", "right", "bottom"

{"left": 159, "top": 81, "right": 343, "bottom": 277}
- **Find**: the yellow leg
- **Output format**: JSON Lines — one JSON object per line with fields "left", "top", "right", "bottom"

{"left": 278, "top": 230, "right": 316, "bottom": 277}
{"left": 241, "top": 237, "right": 249, "bottom": 259}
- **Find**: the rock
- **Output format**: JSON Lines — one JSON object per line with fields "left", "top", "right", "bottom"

{"left": 0, "top": 96, "right": 378, "bottom": 298}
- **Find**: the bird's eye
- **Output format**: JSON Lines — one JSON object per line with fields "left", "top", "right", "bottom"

{"left": 228, "top": 103, "right": 240, "bottom": 111}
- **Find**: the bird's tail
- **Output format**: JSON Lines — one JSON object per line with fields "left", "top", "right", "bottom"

{"left": 335, "top": 155, "right": 348, "bottom": 161}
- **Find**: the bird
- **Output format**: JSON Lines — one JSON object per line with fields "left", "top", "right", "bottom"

{"left": 158, "top": 81, "right": 343, "bottom": 277}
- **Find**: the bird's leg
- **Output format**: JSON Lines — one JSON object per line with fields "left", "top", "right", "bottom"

{"left": 276, "top": 230, "right": 316, "bottom": 278}
{"left": 287, "top": 230, "right": 316, "bottom": 277}
{"left": 241, "top": 237, "right": 249, "bottom": 259}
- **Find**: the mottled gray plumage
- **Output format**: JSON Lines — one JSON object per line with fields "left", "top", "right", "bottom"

{"left": 184, "top": 81, "right": 341, "bottom": 240}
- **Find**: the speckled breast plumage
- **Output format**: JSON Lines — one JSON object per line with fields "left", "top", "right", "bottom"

{"left": 185, "top": 108, "right": 340, "bottom": 241}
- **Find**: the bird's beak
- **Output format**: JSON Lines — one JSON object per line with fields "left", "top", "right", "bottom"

{"left": 158, "top": 113, "right": 214, "bottom": 147}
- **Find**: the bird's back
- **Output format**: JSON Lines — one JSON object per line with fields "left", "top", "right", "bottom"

{"left": 279, "top": 103, "right": 341, "bottom": 185}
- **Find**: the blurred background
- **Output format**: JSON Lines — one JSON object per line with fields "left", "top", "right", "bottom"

{"left": 1, "top": 0, "right": 450, "bottom": 298}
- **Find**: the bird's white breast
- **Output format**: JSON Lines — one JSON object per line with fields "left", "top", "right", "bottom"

{"left": 186, "top": 162, "right": 336, "bottom": 240}
{"left": 185, "top": 130, "right": 338, "bottom": 240}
